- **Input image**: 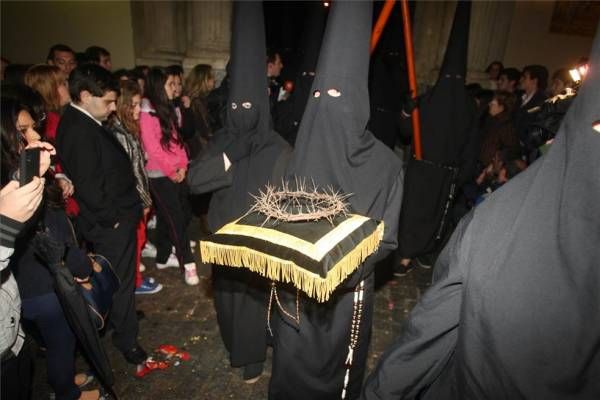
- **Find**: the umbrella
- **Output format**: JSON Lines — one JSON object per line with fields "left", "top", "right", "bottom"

{"left": 32, "top": 229, "right": 117, "bottom": 398}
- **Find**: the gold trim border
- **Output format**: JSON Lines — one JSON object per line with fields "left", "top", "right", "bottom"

{"left": 214, "top": 214, "right": 371, "bottom": 261}
{"left": 200, "top": 221, "right": 384, "bottom": 302}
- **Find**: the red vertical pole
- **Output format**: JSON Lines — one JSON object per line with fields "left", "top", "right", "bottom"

{"left": 370, "top": 0, "right": 396, "bottom": 55}
{"left": 400, "top": 0, "right": 422, "bottom": 160}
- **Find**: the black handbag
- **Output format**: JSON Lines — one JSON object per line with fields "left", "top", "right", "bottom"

{"left": 79, "top": 254, "right": 120, "bottom": 330}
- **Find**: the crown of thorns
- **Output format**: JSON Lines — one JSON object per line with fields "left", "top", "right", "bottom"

{"left": 248, "top": 178, "right": 351, "bottom": 224}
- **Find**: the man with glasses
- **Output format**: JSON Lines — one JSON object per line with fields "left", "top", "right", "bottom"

{"left": 56, "top": 64, "right": 148, "bottom": 370}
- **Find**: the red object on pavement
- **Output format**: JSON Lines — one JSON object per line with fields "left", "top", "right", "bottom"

{"left": 135, "top": 359, "right": 169, "bottom": 378}
{"left": 157, "top": 344, "right": 191, "bottom": 361}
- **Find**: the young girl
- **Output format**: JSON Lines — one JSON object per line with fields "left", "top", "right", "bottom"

{"left": 108, "top": 80, "right": 162, "bottom": 294}
{"left": 140, "top": 67, "right": 199, "bottom": 285}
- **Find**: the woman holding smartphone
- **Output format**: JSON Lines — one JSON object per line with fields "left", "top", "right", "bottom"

{"left": 1, "top": 97, "right": 100, "bottom": 400}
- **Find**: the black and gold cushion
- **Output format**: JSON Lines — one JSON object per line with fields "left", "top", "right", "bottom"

{"left": 200, "top": 212, "right": 383, "bottom": 302}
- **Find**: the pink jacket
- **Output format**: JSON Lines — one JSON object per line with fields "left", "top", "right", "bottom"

{"left": 139, "top": 102, "right": 188, "bottom": 179}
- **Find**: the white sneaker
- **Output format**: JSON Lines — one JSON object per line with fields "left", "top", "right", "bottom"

{"left": 141, "top": 242, "right": 157, "bottom": 258}
{"left": 156, "top": 253, "right": 179, "bottom": 269}
{"left": 171, "top": 242, "right": 196, "bottom": 254}
{"left": 139, "top": 262, "right": 146, "bottom": 272}
{"left": 184, "top": 263, "right": 199, "bottom": 286}
{"left": 147, "top": 215, "right": 157, "bottom": 230}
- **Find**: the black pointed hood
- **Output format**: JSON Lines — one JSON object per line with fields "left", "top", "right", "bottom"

{"left": 446, "top": 29, "right": 600, "bottom": 397}
{"left": 287, "top": 0, "right": 401, "bottom": 216}
{"left": 206, "top": 1, "right": 291, "bottom": 232}
{"left": 417, "top": 0, "right": 477, "bottom": 165}
{"left": 226, "top": 0, "right": 270, "bottom": 138}
{"left": 362, "top": 29, "right": 600, "bottom": 400}
{"left": 369, "top": 3, "right": 409, "bottom": 113}
{"left": 439, "top": 0, "right": 470, "bottom": 81}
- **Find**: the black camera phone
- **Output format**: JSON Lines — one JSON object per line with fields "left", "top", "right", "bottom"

{"left": 19, "top": 147, "right": 40, "bottom": 186}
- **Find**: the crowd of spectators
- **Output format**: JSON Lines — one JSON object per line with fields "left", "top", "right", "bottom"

{"left": 452, "top": 59, "right": 580, "bottom": 218}
{"left": 0, "top": 42, "right": 232, "bottom": 400}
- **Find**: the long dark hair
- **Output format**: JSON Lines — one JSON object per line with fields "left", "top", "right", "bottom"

{"left": 144, "top": 67, "right": 181, "bottom": 151}
{"left": 1, "top": 98, "right": 25, "bottom": 185}
{"left": 0, "top": 97, "right": 63, "bottom": 208}
{"left": 116, "top": 80, "right": 142, "bottom": 137}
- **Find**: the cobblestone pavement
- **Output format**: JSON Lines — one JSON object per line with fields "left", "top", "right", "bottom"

{"left": 31, "top": 220, "right": 433, "bottom": 399}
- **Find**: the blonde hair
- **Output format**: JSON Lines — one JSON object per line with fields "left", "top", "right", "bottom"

{"left": 184, "top": 64, "right": 214, "bottom": 99}
{"left": 116, "top": 80, "right": 142, "bottom": 136}
{"left": 24, "top": 64, "right": 65, "bottom": 113}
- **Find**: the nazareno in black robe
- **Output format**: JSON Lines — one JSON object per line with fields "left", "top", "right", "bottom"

{"left": 368, "top": 1, "right": 411, "bottom": 149}
{"left": 268, "top": 2, "right": 403, "bottom": 399}
{"left": 363, "top": 27, "right": 600, "bottom": 400}
{"left": 396, "top": 1, "right": 480, "bottom": 259}
{"left": 186, "top": 1, "right": 291, "bottom": 370}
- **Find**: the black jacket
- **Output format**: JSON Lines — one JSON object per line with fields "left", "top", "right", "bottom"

{"left": 11, "top": 207, "right": 92, "bottom": 299}
{"left": 56, "top": 105, "right": 141, "bottom": 232}
{"left": 514, "top": 89, "right": 548, "bottom": 145}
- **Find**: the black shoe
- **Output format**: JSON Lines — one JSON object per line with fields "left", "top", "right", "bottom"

{"left": 243, "top": 362, "right": 264, "bottom": 383}
{"left": 393, "top": 261, "right": 415, "bottom": 277}
{"left": 122, "top": 345, "right": 148, "bottom": 365}
{"left": 415, "top": 256, "right": 433, "bottom": 270}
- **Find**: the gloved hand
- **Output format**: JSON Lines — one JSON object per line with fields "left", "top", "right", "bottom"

{"left": 401, "top": 93, "right": 420, "bottom": 115}
{"left": 223, "top": 132, "right": 254, "bottom": 163}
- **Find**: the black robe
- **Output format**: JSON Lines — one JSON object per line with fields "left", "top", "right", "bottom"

{"left": 187, "top": 1, "right": 291, "bottom": 369}
{"left": 270, "top": 174, "right": 402, "bottom": 400}
{"left": 396, "top": 1, "right": 479, "bottom": 259}
{"left": 363, "top": 30, "right": 600, "bottom": 400}
{"left": 269, "top": 2, "right": 403, "bottom": 399}
{"left": 368, "top": 2, "right": 411, "bottom": 149}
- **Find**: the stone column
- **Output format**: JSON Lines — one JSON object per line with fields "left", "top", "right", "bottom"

{"left": 412, "top": 0, "right": 515, "bottom": 89}
{"left": 412, "top": 1, "right": 456, "bottom": 88}
{"left": 131, "top": 1, "right": 187, "bottom": 66}
{"left": 130, "top": 0, "right": 232, "bottom": 79}
{"left": 182, "top": 1, "right": 232, "bottom": 79}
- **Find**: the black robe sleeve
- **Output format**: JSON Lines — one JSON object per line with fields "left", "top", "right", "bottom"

{"left": 362, "top": 213, "right": 472, "bottom": 400}
{"left": 186, "top": 152, "right": 233, "bottom": 195}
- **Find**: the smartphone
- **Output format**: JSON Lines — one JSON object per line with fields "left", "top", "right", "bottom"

{"left": 19, "top": 147, "right": 40, "bottom": 186}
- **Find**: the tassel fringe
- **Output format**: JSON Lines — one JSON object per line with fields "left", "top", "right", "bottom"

{"left": 200, "top": 222, "right": 383, "bottom": 302}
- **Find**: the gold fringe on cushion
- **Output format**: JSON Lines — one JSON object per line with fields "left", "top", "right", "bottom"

{"left": 200, "top": 222, "right": 384, "bottom": 302}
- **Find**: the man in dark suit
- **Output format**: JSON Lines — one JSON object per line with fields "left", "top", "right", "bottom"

{"left": 514, "top": 64, "right": 549, "bottom": 158}
{"left": 267, "top": 49, "right": 284, "bottom": 112}
{"left": 56, "top": 64, "right": 147, "bottom": 366}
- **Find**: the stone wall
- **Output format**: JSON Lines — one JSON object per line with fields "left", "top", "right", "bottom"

{"left": 131, "top": 1, "right": 231, "bottom": 79}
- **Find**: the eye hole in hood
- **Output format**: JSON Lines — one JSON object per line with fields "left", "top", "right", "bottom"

{"left": 327, "top": 88, "right": 341, "bottom": 97}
